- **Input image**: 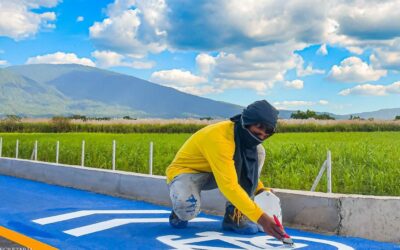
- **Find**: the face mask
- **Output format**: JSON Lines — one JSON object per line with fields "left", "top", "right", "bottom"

{"left": 239, "top": 124, "right": 263, "bottom": 148}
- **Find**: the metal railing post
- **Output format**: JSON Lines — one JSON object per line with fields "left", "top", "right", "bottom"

{"left": 311, "top": 160, "right": 327, "bottom": 192}
{"left": 81, "top": 140, "right": 85, "bottom": 167}
{"left": 311, "top": 150, "right": 332, "bottom": 193}
{"left": 112, "top": 140, "right": 116, "bottom": 171}
{"left": 149, "top": 142, "right": 153, "bottom": 175}
{"left": 34, "top": 140, "right": 38, "bottom": 161}
{"left": 56, "top": 141, "right": 59, "bottom": 164}
{"left": 15, "top": 139, "right": 19, "bottom": 159}
{"left": 327, "top": 150, "right": 332, "bottom": 193}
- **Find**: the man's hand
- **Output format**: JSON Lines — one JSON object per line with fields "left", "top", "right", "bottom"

{"left": 257, "top": 213, "right": 285, "bottom": 240}
{"left": 255, "top": 187, "right": 274, "bottom": 196}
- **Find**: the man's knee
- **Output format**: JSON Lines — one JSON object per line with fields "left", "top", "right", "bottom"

{"left": 169, "top": 175, "right": 202, "bottom": 221}
{"left": 171, "top": 193, "right": 201, "bottom": 221}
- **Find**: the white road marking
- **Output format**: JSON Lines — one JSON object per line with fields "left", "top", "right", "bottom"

{"left": 64, "top": 218, "right": 217, "bottom": 237}
{"left": 32, "top": 210, "right": 171, "bottom": 225}
{"left": 157, "top": 231, "right": 355, "bottom": 250}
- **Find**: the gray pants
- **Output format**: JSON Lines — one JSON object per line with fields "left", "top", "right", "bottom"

{"left": 168, "top": 145, "right": 266, "bottom": 221}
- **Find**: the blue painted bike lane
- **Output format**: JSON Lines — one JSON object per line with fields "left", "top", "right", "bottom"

{"left": 0, "top": 174, "right": 398, "bottom": 249}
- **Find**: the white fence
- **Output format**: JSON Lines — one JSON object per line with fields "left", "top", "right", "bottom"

{"left": 311, "top": 150, "right": 332, "bottom": 193}
{"left": 0, "top": 137, "right": 333, "bottom": 191}
{"left": 0, "top": 137, "right": 155, "bottom": 175}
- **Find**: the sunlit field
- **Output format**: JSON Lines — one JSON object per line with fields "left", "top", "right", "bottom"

{"left": 0, "top": 132, "right": 398, "bottom": 196}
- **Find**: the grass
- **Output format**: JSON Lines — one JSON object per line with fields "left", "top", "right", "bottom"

{"left": 0, "top": 132, "right": 398, "bottom": 196}
{"left": 1, "top": 119, "right": 400, "bottom": 133}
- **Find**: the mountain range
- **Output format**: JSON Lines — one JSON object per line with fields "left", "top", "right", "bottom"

{"left": 0, "top": 64, "right": 399, "bottom": 120}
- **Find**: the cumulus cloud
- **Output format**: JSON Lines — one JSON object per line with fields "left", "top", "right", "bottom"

{"left": 150, "top": 69, "right": 221, "bottom": 95}
{"left": 273, "top": 100, "right": 329, "bottom": 109}
{"left": 325, "top": 1, "right": 400, "bottom": 54}
{"left": 92, "top": 50, "right": 154, "bottom": 69}
{"left": 87, "top": 0, "right": 400, "bottom": 96}
{"left": 370, "top": 39, "right": 400, "bottom": 71}
{"left": 329, "top": 57, "right": 387, "bottom": 83}
{"left": 26, "top": 52, "right": 95, "bottom": 67}
{"left": 318, "top": 100, "right": 329, "bottom": 105}
{"left": 317, "top": 44, "right": 328, "bottom": 55}
{"left": 89, "top": 0, "right": 167, "bottom": 57}
{"left": 285, "top": 79, "right": 304, "bottom": 89}
{"left": 76, "top": 16, "right": 84, "bottom": 22}
{"left": 196, "top": 53, "right": 216, "bottom": 76}
{"left": 296, "top": 56, "right": 325, "bottom": 77}
{"left": 273, "top": 100, "right": 314, "bottom": 109}
{"left": 202, "top": 41, "right": 305, "bottom": 95}
{"left": 334, "top": 1, "right": 400, "bottom": 40}
{"left": 165, "top": 0, "right": 331, "bottom": 51}
{"left": 150, "top": 69, "right": 207, "bottom": 86}
{"left": 0, "top": 0, "right": 59, "bottom": 40}
{"left": 339, "top": 81, "right": 400, "bottom": 96}
{"left": 170, "top": 85, "right": 222, "bottom": 96}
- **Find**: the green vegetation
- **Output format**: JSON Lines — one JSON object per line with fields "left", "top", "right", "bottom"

{"left": 290, "top": 110, "right": 335, "bottom": 120}
{"left": 0, "top": 132, "right": 398, "bottom": 196}
{"left": 1, "top": 119, "right": 400, "bottom": 133}
{"left": 395, "top": 115, "right": 400, "bottom": 120}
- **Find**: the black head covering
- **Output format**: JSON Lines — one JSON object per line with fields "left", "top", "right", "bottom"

{"left": 230, "top": 100, "right": 279, "bottom": 196}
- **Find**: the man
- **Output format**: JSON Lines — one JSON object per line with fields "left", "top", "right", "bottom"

{"left": 166, "top": 100, "right": 285, "bottom": 240}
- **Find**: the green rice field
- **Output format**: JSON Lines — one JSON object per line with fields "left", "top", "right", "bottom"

{"left": 0, "top": 132, "right": 398, "bottom": 196}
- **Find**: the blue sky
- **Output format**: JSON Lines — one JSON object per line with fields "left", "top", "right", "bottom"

{"left": 1, "top": 0, "right": 399, "bottom": 114}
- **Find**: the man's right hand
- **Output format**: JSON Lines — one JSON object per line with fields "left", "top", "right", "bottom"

{"left": 257, "top": 213, "right": 286, "bottom": 240}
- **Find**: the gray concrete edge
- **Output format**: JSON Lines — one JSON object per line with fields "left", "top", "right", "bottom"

{"left": 0, "top": 157, "right": 398, "bottom": 243}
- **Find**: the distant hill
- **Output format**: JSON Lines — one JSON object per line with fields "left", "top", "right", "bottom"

{"left": 349, "top": 108, "right": 400, "bottom": 120}
{"left": 5, "top": 64, "right": 243, "bottom": 118}
{"left": 1, "top": 64, "right": 398, "bottom": 119}
{"left": 279, "top": 108, "right": 400, "bottom": 120}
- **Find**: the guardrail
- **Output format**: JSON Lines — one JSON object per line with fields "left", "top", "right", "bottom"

{"left": 0, "top": 137, "right": 155, "bottom": 175}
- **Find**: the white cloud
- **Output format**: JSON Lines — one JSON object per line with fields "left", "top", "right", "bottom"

{"left": 0, "top": 60, "right": 7, "bottom": 66}
{"left": 89, "top": 0, "right": 167, "bottom": 56}
{"left": 317, "top": 44, "right": 328, "bottom": 55}
{"left": 325, "top": 1, "right": 400, "bottom": 54}
{"left": 150, "top": 69, "right": 207, "bottom": 86}
{"left": 273, "top": 100, "right": 329, "bottom": 109}
{"left": 329, "top": 57, "right": 386, "bottom": 83}
{"left": 204, "top": 42, "right": 305, "bottom": 94}
{"left": 91, "top": 50, "right": 155, "bottom": 69}
{"left": 0, "top": 0, "right": 59, "bottom": 40}
{"left": 333, "top": 1, "right": 400, "bottom": 40}
{"left": 171, "top": 85, "right": 222, "bottom": 96}
{"left": 386, "top": 81, "right": 400, "bottom": 94}
{"left": 318, "top": 100, "right": 329, "bottom": 105}
{"left": 86, "top": 0, "right": 400, "bottom": 96}
{"left": 92, "top": 50, "right": 123, "bottom": 68}
{"left": 196, "top": 53, "right": 216, "bottom": 76}
{"left": 214, "top": 78, "right": 269, "bottom": 95}
{"left": 296, "top": 56, "right": 325, "bottom": 77}
{"left": 130, "top": 61, "right": 155, "bottom": 69}
{"left": 150, "top": 69, "right": 221, "bottom": 95}
{"left": 273, "top": 100, "right": 314, "bottom": 109}
{"left": 76, "top": 16, "right": 84, "bottom": 22}
{"left": 339, "top": 81, "right": 400, "bottom": 96}
{"left": 285, "top": 79, "right": 304, "bottom": 89}
{"left": 26, "top": 52, "right": 95, "bottom": 67}
{"left": 370, "top": 39, "right": 400, "bottom": 71}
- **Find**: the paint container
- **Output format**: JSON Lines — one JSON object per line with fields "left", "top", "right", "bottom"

{"left": 254, "top": 191, "right": 282, "bottom": 232}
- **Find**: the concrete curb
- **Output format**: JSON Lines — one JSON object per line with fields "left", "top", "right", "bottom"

{"left": 0, "top": 157, "right": 398, "bottom": 243}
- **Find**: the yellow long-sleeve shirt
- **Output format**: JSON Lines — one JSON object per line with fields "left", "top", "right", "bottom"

{"left": 166, "top": 120, "right": 265, "bottom": 223}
